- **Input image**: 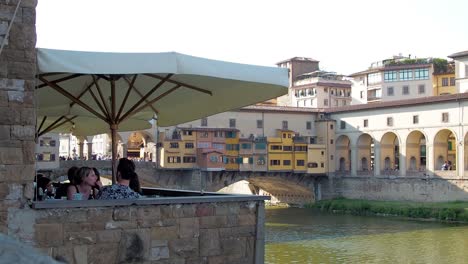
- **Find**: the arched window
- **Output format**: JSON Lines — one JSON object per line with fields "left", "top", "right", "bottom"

{"left": 339, "top": 157, "right": 346, "bottom": 171}
{"left": 409, "top": 156, "right": 417, "bottom": 170}
{"left": 384, "top": 157, "right": 391, "bottom": 170}
{"left": 361, "top": 157, "right": 368, "bottom": 170}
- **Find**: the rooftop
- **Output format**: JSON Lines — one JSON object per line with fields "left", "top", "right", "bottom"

{"left": 276, "top": 57, "right": 319, "bottom": 65}
{"left": 327, "top": 93, "right": 468, "bottom": 114}
{"left": 448, "top": 50, "right": 468, "bottom": 59}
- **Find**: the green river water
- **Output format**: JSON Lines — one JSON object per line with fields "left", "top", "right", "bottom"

{"left": 265, "top": 207, "right": 468, "bottom": 264}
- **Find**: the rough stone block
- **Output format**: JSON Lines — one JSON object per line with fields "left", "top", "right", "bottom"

{"left": 150, "top": 246, "right": 170, "bottom": 261}
{"left": 0, "top": 91, "right": 7, "bottom": 106}
{"left": 215, "top": 203, "right": 240, "bottom": 216}
{"left": 151, "top": 226, "right": 178, "bottom": 240}
{"left": 3, "top": 164, "right": 34, "bottom": 182}
{"left": 160, "top": 205, "right": 174, "bottom": 218}
{"left": 0, "top": 125, "right": 9, "bottom": 140}
{"left": 230, "top": 226, "right": 256, "bottom": 238}
{"left": 199, "top": 216, "right": 227, "bottom": 229}
{"left": 21, "top": 141, "right": 35, "bottom": 164}
{"left": 0, "top": 78, "right": 24, "bottom": 91}
{"left": 239, "top": 202, "right": 257, "bottom": 215}
{"left": 151, "top": 240, "right": 168, "bottom": 247}
{"left": 113, "top": 207, "right": 136, "bottom": 221}
{"left": 179, "top": 217, "right": 199, "bottom": 239}
{"left": 73, "top": 245, "right": 87, "bottom": 264}
{"left": 34, "top": 223, "right": 64, "bottom": 247}
{"left": 96, "top": 230, "right": 122, "bottom": 243}
{"left": 7, "top": 61, "right": 36, "bottom": 79}
{"left": 118, "top": 230, "right": 150, "bottom": 263}
{"left": 0, "top": 106, "right": 20, "bottom": 124}
{"left": 87, "top": 208, "right": 113, "bottom": 222}
{"left": 0, "top": 139, "right": 21, "bottom": 148}
{"left": 5, "top": 183, "right": 22, "bottom": 200}
{"left": 11, "top": 125, "right": 34, "bottom": 139}
{"left": 238, "top": 214, "right": 255, "bottom": 226}
{"left": 0, "top": 147, "right": 22, "bottom": 164}
{"left": 168, "top": 238, "right": 199, "bottom": 258}
{"left": 7, "top": 90, "right": 23, "bottom": 103}
{"left": 173, "top": 204, "right": 196, "bottom": 218}
{"left": 105, "top": 220, "right": 138, "bottom": 230}
{"left": 20, "top": 107, "right": 36, "bottom": 124}
{"left": 88, "top": 243, "right": 118, "bottom": 264}
{"left": 196, "top": 204, "right": 215, "bottom": 217}
{"left": 221, "top": 238, "right": 246, "bottom": 257}
{"left": 227, "top": 215, "right": 238, "bottom": 227}
{"left": 137, "top": 206, "right": 161, "bottom": 221}
{"left": 199, "top": 229, "right": 220, "bottom": 257}
{"left": 66, "top": 231, "right": 97, "bottom": 245}
{"left": 52, "top": 246, "right": 74, "bottom": 264}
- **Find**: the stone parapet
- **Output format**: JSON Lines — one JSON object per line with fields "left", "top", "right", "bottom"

{"left": 9, "top": 197, "right": 266, "bottom": 264}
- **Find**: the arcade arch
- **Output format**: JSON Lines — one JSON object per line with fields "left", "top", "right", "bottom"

{"left": 433, "top": 129, "right": 457, "bottom": 171}
{"left": 406, "top": 130, "right": 426, "bottom": 172}
{"left": 336, "top": 135, "right": 350, "bottom": 172}
{"left": 380, "top": 132, "right": 399, "bottom": 172}
{"left": 126, "top": 131, "right": 156, "bottom": 161}
{"left": 357, "top": 133, "right": 373, "bottom": 173}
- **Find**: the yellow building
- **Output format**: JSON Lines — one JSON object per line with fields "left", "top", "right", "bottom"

{"left": 224, "top": 129, "right": 240, "bottom": 171}
{"left": 433, "top": 62, "right": 456, "bottom": 95}
{"left": 267, "top": 130, "right": 295, "bottom": 171}
{"left": 159, "top": 129, "right": 197, "bottom": 169}
{"left": 293, "top": 136, "right": 308, "bottom": 172}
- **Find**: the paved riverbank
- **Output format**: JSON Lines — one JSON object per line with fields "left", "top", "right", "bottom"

{"left": 309, "top": 198, "right": 468, "bottom": 223}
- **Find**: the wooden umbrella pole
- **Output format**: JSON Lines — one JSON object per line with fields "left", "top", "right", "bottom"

{"left": 111, "top": 123, "right": 118, "bottom": 184}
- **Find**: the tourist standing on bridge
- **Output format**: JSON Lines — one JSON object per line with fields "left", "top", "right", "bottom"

{"left": 97, "top": 158, "right": 141, "bottom": 200}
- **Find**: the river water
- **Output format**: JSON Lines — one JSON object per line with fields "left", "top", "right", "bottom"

{"left": 265, "top": 207, "right": 468, "bottom": 264}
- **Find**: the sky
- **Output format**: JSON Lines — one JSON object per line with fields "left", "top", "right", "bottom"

{"left": 36, "top": 0, "right": 468, "bottom": 75}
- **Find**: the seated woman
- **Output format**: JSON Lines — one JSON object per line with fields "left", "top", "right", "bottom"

{"left": 67, "top": 167, "right": 98, "bottom": 200}
{"left": 98, "top": 158, "right": 141, "bottom": 200}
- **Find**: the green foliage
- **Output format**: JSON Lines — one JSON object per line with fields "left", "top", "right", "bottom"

{"left": 309, "top": 199, "right": 468, "bottom": 223}
{"left": 432, "top": 58, "right": 449, "bottom": 74}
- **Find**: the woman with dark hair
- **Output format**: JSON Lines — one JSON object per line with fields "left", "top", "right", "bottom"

{"left": 55, "top": 166, "right": 78, "bottom": 199}
{"left": 97, "top": 158, "right": 141, "bottom": 200}
{"left": 67, "top": 167, "right": 97, "bottom": 200}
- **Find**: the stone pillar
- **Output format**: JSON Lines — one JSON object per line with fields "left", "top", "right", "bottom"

{"left": 350, "top": 144, "right": 357, "bottom": 176}
{"left": 399, "top": 144, "right": 406, "bottom": 177}
{"left": 87, "top": 142, "right": 93, "bottom": 160}
{"left": 122, "top": 143, "right": 128, "bottom": 158}
{"left": 374, "top": 143, "right": 381, "bottom": 176}
{"left": 0, "top": 1, "right": 37, "bottom": 233}
{"left": 426, "top": 143, "right": 434, "bottom": 175}
{"left": 457, "top": 142, "right": 464, "bottom": 178}
{"left": 78, "top": 142, "right": 84, "bottom": 159}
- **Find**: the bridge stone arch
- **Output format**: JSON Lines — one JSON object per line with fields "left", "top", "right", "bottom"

{"left": 205, "top": 171, "right": 319, "bottom": 205}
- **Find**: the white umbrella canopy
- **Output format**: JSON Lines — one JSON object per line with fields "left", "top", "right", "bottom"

{"left": 36, "top": 115, "right": 152, "bottom": 138}
{"left": 36, "top": 48, "right": 289, "bottom": 181}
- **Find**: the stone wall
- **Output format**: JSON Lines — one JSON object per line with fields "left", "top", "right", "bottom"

{"left": 321, "top": 177, "right": 468, "bottom": 202}
{"left": 0, "top": 0, "right": 37, "bottom": 233}
{"left": 9, "top": 200, "right": 263, "bottom": 264}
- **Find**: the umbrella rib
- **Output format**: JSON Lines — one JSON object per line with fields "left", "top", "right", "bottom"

{"left": 37, "top": 116, "right": 65, "bottom": 138}
{"left": 36, "top": 74, "right": 84, "bottom": 89}
{"left": 88, "top": 84, "right": 111, "bottom": 121}
{"left": 122, "top": 75, "right": 158, "bottom": 116}
{"left": 38, "top": 116, "right": 78, "bottom": 138}
{"left": 69, "top": 76, "right": 100, "bottom": 108}
{"left": 117, "top": 75, "right": 138, "bottom": 121}
{"left": 37, "top": 116, "right": 47, "bottom": 136}
{"left": 38, "top": 76, "right": 109, "bottom": 122}
{"left": 111, "top": 78, "right": 116, "bottom": 121}
{"left": 91, "top": 75, "right": 112, "bottom": 120}
{"left": 122, "top": 84, "right": 181, "bottom": 123}
{"left": 117, "top": 74, "right": 173, "bottom": 123}
{"left": 145, "top": 73, "right": 212, "bottom": 96}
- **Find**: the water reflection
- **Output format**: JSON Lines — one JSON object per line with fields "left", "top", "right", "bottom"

{"left": 265, "top": 207, "right": 468, "bottom": 264}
